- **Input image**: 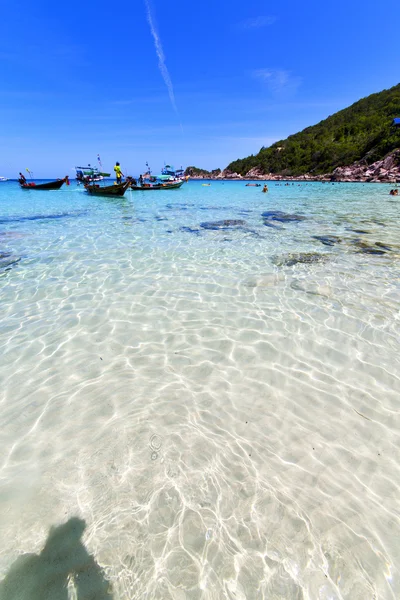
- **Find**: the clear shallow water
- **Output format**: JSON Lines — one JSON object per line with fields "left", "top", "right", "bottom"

{"left": 0, "top": 180, "right": 399, "bottom": 599}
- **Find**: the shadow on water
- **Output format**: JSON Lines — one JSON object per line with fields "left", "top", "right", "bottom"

{"left": 0, "top": 518, "right": 113, "bottom": 600}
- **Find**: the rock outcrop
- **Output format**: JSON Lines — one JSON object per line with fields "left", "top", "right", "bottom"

{"left": 243, "top": 150, "right": 400, "bottom": 182}
{"left": 186, "top": 149, "right": 400, "bottom": 182}
{"left": 331, "top": 150, "right": 400, "bottom": 182}
{"left": 245, "top": 167, "right": 265, "bottom": 179}
{"left": 220, "top": 169, "right": 243, "bottom": 179}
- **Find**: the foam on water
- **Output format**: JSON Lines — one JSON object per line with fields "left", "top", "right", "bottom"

{"left": 0, "top": 180, "right": 399, "bottom": 599}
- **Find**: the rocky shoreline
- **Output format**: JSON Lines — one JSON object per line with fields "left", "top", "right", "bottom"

{"left": 189, "top": 149, "right": 400, "bottom": 183}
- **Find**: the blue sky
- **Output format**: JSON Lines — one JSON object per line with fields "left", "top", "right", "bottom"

{"left": 1, "top": 0, "right": 399, "bottom": 177}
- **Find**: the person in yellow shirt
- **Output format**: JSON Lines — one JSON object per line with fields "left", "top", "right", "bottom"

{"left": 114, "top": 162, "right": 124, "bottom": 184}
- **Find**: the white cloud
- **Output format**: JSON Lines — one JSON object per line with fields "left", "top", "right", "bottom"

{"left": 253, "top": 69, "right": 302, "bottom": 94}
{"left": 241, "top": 16, "right": 277, "bottom": 29}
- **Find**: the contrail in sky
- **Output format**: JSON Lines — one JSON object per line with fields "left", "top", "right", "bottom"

{"left": 144, "top": 0, "right": 180, "bottom": 120}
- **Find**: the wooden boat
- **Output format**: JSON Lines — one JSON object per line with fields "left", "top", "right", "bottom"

{"left": 129, "top": 180, "right": 184, "bottom": 191}
{"left": 84, "top": 181, "right": 131, "bottom": 196}
{"left": 75, "top": 165, "right": 110, "bottom": 183}
{"left": 161, "top": 164, "right": 185, "bottom": 180}
{"left": 19, "top": 176, "right": 69, "bottom": 190}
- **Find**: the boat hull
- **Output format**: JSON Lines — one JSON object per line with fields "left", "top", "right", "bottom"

{"left": 19, "top": 177, "right": 68, "bottom": 190}
{"left": 84, "top": 181, "right": 131, "bottom": 196}
{"left": 130, "top": 181, "right": 184, "bottom": 191}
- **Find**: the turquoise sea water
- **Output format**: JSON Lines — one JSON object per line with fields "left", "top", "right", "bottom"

{"left": 0, "top": 180, "right": 399, "bottom": 599}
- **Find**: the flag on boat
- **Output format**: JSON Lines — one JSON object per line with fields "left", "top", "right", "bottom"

{"left": 97, "top": 154, "right": 102, "bottom": 168}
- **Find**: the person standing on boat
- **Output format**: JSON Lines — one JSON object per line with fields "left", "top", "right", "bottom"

{"left": 114, "top": 162, "right": 124, "bottom": 184}
{"left": 18, "top": 172, "right": 27, "bottom": 184}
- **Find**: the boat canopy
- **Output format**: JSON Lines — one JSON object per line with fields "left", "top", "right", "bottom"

{"left": 161, "top": 164, "right": 185, "bottom": 177}
{"left": 392, "top": 118, "right": 400, "bottom": 126}
{"left": 75, "top": 166, "right": 110, "bottom": 177}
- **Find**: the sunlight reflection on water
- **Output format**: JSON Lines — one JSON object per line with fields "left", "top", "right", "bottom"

{"left": 0, "top": 180, "right": 399, "bottom": 599}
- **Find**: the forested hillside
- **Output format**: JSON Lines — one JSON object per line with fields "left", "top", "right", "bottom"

{"left": 185, "top": 166, "right": 221, "bottom": 177}
{"left": 227, "top": 84, "right": 400, "bottom": 176}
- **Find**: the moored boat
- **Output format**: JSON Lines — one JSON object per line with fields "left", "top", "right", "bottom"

{"left": 138, "top": 162, "right": 188, "bottom": 186}
{"left": 75, "top": 165, "right": 110, "bottom": 183}
{"left": 18, "top": 176, "right": 70, "bottom": 190}
{"left": 84, "top": 181, "right": 131, "bottom": 196}
{"left": 161, "top": 164, "right": 187, "bottom": 181}
{"left": 0, "top": 176, "right": 9, "bottom": 182}
{"left": 129, "top": 180, "right": 184, "bottom": 191}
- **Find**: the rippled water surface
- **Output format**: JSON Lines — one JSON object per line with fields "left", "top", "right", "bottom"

{"left": 0, "top": 180, "right": 399, "bottom": 599}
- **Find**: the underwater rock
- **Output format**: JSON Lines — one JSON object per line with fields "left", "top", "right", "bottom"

{"left": 262, "top": 211, "right": 306, "bottom": 225}
{"left": 0, "top": 252, "right": 21, "bottom": 271}
{"left": 200, "top": 220, "right": 246, "bottom": 230}
{"left": 291, "top": 279, "right": 334, "bottom": 297}
{"left": 349, "top": 240, "right": 388, "bottom": 255}
{"left": 262, "top": 220, "right": 283, "bottom": 229}
{"left": 375, "top": 242, "right": 393, "bottom": 251}
{"left": 271, "top": 252, "right": 329, "bottom": 267}
{"left": 166, "top": 203, "right": 194, "bottom": 210}
{"left": 359, "top": 219, "right": 386, "bottom": 227}
{"left": 198, "top": 205, "right": 230, "bottom": 211}
{"left": 180, "top": 226, "right": 201, "bottom": 235}
{"left": 0, "top": 211, "right": 86, "bottom": 224}
{"left": 359, "top": 247, "right": 386, "bottom": 255}
{"left": 312, "top": 235, "right": 341, "bottom": 246}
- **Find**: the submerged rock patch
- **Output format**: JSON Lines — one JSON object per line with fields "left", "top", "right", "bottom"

{"left": 291, "top": 279, "right": 334, "bottom": 297}
{"left": 346, "top": 228, "right": 371, "bottom": 234}
{"left": 200, "top": 220, "right": 246, "bottom": 230}
{"left": 375, "top": 242, "right": 393, "bottom": 251}
{"left": 0, "top": 211, "right": 87, "bottom": 224}
{"left": 312, "top": 235, "right": 342, "bottom": 246}
{"left": 262, "top": 210, "right": 307, "bottom": 225}
{"left": 0, "top": 252, "right": 21, "bottom": 272}
{"left": 361, "top": 219, "right": 386, "bottom": 227}
{"left": 349, "top": 239, "right": 390, "bottom": 255}
{"left": 180, "top": 226, "right": 201, "bottom": 235}
{"left": 271, "top": 252, "right": 329, "bottom": 267}
{"left": 359, "top": 247, "right": 387, "bottom": 255}
{"left": 166, "top": 203, "right": 194, "bottom": 210}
